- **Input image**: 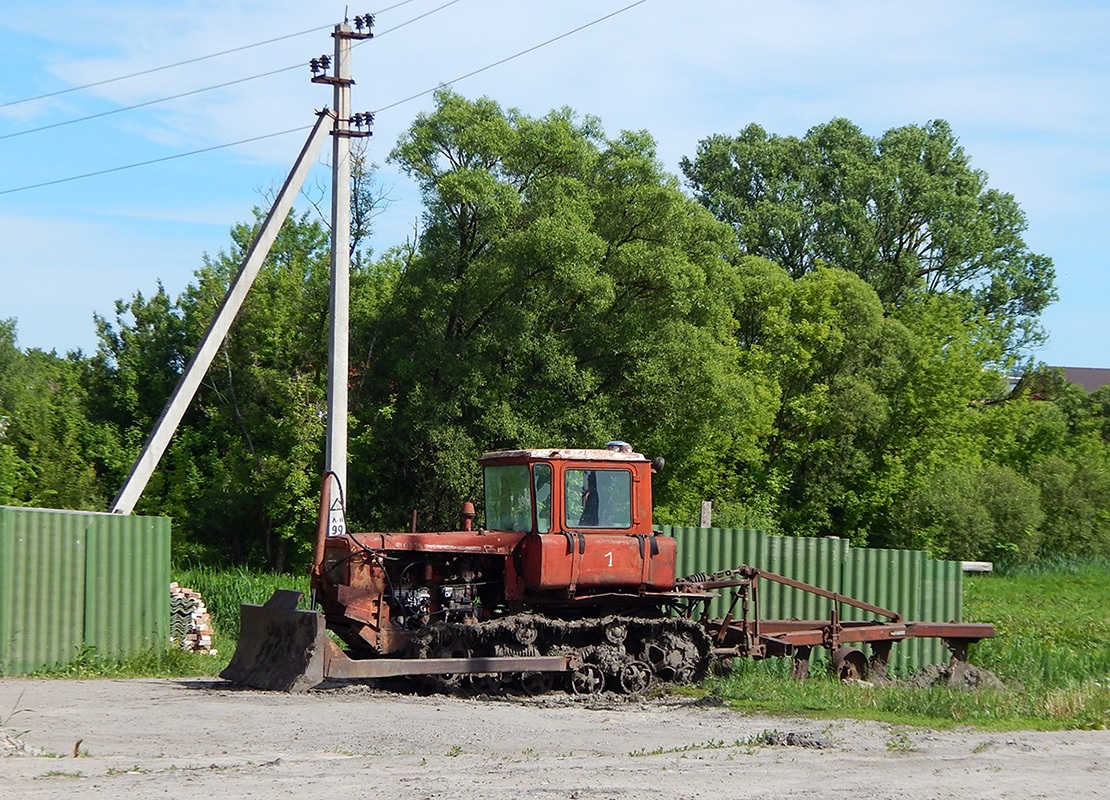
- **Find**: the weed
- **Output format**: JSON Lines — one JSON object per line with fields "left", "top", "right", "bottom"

{"left": 173, "top": 566, "right": 310, "bottom": 645}
{"left": 446, "top": 745, "right": 463, "bottom": 757}
{"left": 106, "top": 765, "right": 150, "bottom": 776}
{"left": 885, "top": 730, "right": 917, "bottom": 753}
{"left": 1, "top": 689, "right": 31, "bottom": 739}
{"left": 629, "top": 734, "right": 766, "bottom": 758}
{"left": 30, "top": 644, "right": 227, "bottom": 680}
{"left": 965, "top": 560, "right": 1110, "bottom": 692}
{"left": 36, "top": 770, "right": 84, "bottom": 779}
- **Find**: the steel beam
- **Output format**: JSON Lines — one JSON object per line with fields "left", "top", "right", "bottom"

{"left": 321, "top": 638, "right": 571, "bottom": 680}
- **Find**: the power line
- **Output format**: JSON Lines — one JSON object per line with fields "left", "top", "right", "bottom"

{"left": 0, "top": 0, "right": 425, "bottom": 110}
{"left": 374, "top": 0, "right": 649, "bottom": 114}
{"left": 362, "top": 0, "right": 464, "bottom": 42}
{"left": 0, "top": 0, "right": 463, "bottom": 143}
{"left": 0, "top": 27, "right": 329, "bottom": 110}
{"left": 0, "top": 125, "right": 315, "bottom": 197}
{"left": 0, "top": 0, "right": 652, "bottom": 198}
{"left": 0, "top": 65, "right": 301, "bottom": 142}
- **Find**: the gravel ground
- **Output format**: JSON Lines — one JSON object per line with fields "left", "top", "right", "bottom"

{"left": 1, "top": 677, "right": 1107, "bottom": 799}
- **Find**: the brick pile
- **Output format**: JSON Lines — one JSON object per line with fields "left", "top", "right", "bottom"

{"left": 170, "top": 582, "right": 217, "bottom": 655}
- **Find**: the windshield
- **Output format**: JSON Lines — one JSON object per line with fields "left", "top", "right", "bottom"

{"left": 565, "top": 468, "right": 632, "bottom": 529}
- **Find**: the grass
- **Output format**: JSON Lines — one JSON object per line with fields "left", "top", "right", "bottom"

{"left": 707, "top": 658, "right": 1110, "bottom": 730}
{"left": 705, "top": 557, "right": 1110, "bottom": 731}
{"left": 628, "top": 733, "right": 768, "bottom": 757}
{"left": 173, "top": 566, "right": 311, "bottom": 645}
{"left": 964, "top": 558, "right": 1110, "bottom": 691}
{"left": 29, "top": 644, "right": 227, "bottom": 679}
{"left": 28, "top": 566, "right": 309, "bottom": 679}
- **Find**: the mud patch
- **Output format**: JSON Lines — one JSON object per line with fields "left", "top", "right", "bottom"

{"left": 757, "top": 730, "right": 830, "bottom": 749}
{"left": 906, "top": 663, "right": 1005, "bottom": 690}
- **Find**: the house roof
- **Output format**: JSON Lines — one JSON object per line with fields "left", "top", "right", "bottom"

{"left": 1053, "top": 367, "right": 1110, "bottom": 393}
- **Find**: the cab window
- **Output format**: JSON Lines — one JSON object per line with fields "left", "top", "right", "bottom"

{"left": 564, "top": 468, "right": 632, "bottom": 529}
{"left": 483, "top": 465, "right": 532, "bottom": 531}
{"left": 533, "top": 463, "right": 552, "bottom": 534}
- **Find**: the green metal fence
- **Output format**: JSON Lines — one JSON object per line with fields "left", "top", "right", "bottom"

{"left": 0, "top": 507, "right": 170, "bottom": 676}
{"left": 663, "top": 525, "right": 964, "bottom": 676}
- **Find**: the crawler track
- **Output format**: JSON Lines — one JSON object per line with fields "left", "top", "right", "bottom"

{"left": 407, "top": 614, "right": 712, "bottom": 695}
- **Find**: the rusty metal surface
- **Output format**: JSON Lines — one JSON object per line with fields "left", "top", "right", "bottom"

{"left": 220, "top": 601, "right": 327, "bottom": 692}
{"left": 695, "top": 564, "right": 994, "bottom": 668}
{"left": 664, "top": 525, "right": 971, "bottom": 675}
{"left": 322, "top": 637, "right": 570, "bottom": 680}
{"left": 221, "top": 591, "right": 574, "bottom": 692}
{"left": 350, "top": 531, "right": 527, "bottom": 555}
{"left": 519, "top": 532, "right": 675, "bottom": 591}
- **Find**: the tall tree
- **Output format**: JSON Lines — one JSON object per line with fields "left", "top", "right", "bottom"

{"left": 86, "top": 213, "right": 341, "bottom": 569}
{"left": 0, "top": 320, "right": 101, "bottom": 508}
{"left": 353, "top": 89, "right": 773, "bottom": 528}
{"left": 681, "top": 118, "right": 1056, "bottom": 355}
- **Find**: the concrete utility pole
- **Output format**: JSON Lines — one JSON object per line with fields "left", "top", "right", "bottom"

{"left": 313, "top": 18, "right": 373, "bottom": 535}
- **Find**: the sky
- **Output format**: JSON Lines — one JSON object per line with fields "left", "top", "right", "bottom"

{"left": 1, "top": 0, "right": 1108, "bottom": 368}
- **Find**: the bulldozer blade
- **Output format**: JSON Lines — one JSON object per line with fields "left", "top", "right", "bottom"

{"left": 220, "top": 590, "right": 328, "bottom": 692}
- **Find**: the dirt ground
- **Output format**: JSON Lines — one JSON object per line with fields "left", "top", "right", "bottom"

{"left": 1, "top": 677, "right": 1107, "bottom": 799}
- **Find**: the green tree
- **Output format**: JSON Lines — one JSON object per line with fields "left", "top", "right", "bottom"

{"left": 984, "top": 373, "right": 1110, "bottom": 558}
{"left": 905, "top": 461, "right": 1044, "bottom": 561}
{"left": 353, "top": 89, "right": 772, "bottom": 528}
{"left": 0, "top": 320, "right": 101, "bottom": 508}
{"left": 709, "top": 260, "right": 1024, "bottom": 555}
{"left": 723, "top": 262, "right": 914, "bottom": 541}
{"left": 681, "top": 118, "right": 1056, "bottom": 355}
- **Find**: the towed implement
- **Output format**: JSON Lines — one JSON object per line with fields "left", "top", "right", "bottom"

{"left": 223, "top": 443, "right": 993, "bottom": 693}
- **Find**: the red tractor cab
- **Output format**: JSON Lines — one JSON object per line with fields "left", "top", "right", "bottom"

{"left": 479, "top": 443, "right": 674, "bottom": 597}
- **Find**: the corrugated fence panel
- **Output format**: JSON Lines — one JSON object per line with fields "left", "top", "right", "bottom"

{"left": 915, "top": 557, "right": 963, "bottom": 675}
{"left": 760, "top": 536, "right": 848, "bottom": 621}
{"left": 85, "top": 513, "right": 171, "bottom": 659}
{"left": 845, "top": 548, "right": 923, "bottom": 676}
{"left": 0, "top": 510, "right": 10, "bottom": 673}
{"left": 0, "top": 508, "right": 86, "bottom": 675}
{"left": 0, "top": 507, "right": 170, "bottom": 676}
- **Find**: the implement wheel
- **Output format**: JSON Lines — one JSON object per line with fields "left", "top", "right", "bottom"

{"left": 832, "top": 646, "right": 869, "bottom": 681}
{"left": 518, "top": 671, "right": 555, "bottom": 696}
{"left": 618, "top": 661, "right": 653, "bottom": 694}
{"left": 569, "top": 663, "right": 605, "bottom": 696}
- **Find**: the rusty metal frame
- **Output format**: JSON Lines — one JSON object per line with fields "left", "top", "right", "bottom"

{"left": 684, "top": 564, "right": 994, "bottom": 675}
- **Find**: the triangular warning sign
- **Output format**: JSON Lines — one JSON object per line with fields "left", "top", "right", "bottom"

{"left": 329, "top": 497, "right": 344, "bottom": 512}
